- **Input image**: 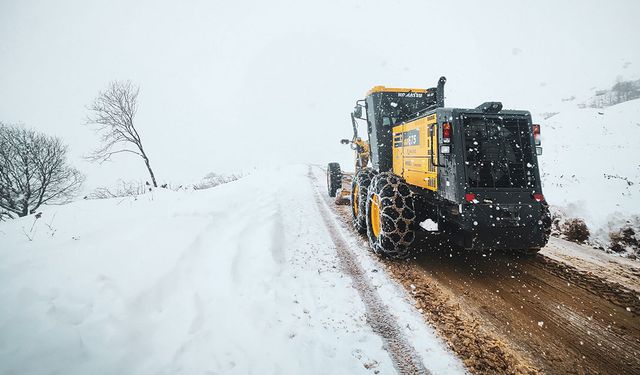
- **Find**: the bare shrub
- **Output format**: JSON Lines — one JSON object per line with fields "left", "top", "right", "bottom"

{"left": 87, "top": 180, "right": 148, "bottom": 199}
{"left": 562, "top": 218, "right": 590, "bottom": 244}
{"left": 550, "top": 211, "right": 564, "bottom": 238}
{"left": 193, "top": 172, "right": 241, "bottom": 190}
{"left": 0, "top": 123, "right": 84, "bottom": 218}
{"left": 609, "top": 224, "right": 639, "bottom": 255}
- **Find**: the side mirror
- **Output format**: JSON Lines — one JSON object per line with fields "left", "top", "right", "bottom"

{"left": 340, "top": 139, "right": 351, "bottom": 144}
{"left": 536, "top": 147, "right": 543, "bottom": 155}
{"left": 353, "top": 105, "right": 363, "bottom": 119}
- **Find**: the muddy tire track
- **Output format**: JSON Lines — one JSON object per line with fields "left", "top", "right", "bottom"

{"left": 398, "top": 249, "right": 640, "bottom": 375}
{"left": 535, "top": 255, "right": 640, "bottom": 315}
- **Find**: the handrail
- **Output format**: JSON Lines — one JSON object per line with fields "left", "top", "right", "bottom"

{"left": 429, "top": 124, "right": 445, "bottom": 167}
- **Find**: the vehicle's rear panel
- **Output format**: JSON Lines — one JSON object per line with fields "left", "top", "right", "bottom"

{"left": 436, "top": 109, "right": 548, "bottom": 250}
{"left": 461, "top": 114, "right": 538, "bottom": 190}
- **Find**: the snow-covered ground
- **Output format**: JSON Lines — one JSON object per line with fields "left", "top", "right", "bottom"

{"left": 539, "top": 98, "right": 640, "bottom": 248}
{"left": 0, "top": 165, "right": 464, "bottom": 374}
{"left": 1, "top": 98, "right": 638, "bottom": 374}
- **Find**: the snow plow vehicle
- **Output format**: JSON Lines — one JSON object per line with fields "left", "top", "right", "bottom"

{"left": 327, "top": 77, "right": 551, "bottom": 259}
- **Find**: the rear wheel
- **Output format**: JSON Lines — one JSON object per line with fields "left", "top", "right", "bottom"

{"left": 351, "top": 168, "right": 376, "bottom": 233}
{"left": 366, "top": 172, "right": 417, "bottom": 259}
{"left": 326, "top": 163, "right": 342, "bottom": 197}
{"left": 519, "top": 205, "right": 551, "bottom": 256}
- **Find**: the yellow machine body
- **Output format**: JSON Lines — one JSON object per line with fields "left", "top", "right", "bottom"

{"left": 367, "top": 86, "right": 430, "bottom": 95}
{"left": 391, "top": 113, "right": 438, "bottom": 191}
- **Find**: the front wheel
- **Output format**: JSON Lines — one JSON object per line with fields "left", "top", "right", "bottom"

{"left": 351, "top": 168, "right": 376, "bottom": 234}
{"left": 366, "top": 173, "right": 417, "bottom": 259}
{"left": 326, "top": 163, "right": 342, "bottom": 197}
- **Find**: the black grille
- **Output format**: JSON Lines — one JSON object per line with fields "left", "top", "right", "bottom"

{"left": 463, "top": 115, "right": 535, "bottom": 189}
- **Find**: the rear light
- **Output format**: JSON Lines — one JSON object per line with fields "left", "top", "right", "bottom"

{"left": 532, "top": 124, "right": 541, "bottom": 145}
{"left": 442, "top": 122, "right": 452, "bottom": 144}
{"left": 465, "top": 193, "right": 476, "bottom": 202}
{"left": 533, "top": 193, "right": 545, "bottom": 202}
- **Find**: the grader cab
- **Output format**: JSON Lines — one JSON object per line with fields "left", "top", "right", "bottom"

{"left": 327, "top": 77, "right": 551, "bottom": 259}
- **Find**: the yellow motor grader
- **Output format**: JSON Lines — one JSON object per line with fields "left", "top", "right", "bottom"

{"left": 327, "top": 77, "right": 551, "bottom": 259}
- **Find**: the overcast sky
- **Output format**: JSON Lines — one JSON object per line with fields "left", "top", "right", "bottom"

{"left": 1, "top": 0, "right": 639, "bottom": 189}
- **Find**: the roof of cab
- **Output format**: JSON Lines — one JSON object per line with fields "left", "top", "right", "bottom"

{"left": 366, "top": 86, "right": 428, "bottom": 96}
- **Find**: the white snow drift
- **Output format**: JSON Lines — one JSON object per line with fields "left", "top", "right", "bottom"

{"left": 0, "top": 165, "right": 464, "bottom": 374}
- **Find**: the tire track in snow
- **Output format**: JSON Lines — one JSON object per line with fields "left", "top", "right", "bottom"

{"left": 307, "top": 167, "right": 431, "bottom": 375}
{"left": 229, "top": 189, "right": 286, "bottom": 285}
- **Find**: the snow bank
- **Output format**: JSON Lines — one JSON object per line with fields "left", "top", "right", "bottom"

{"left": 540, "top": 98, "right": 640, "bottom": 248}
{"left": 0, "top": 164, "right": 463, "bottom": 374}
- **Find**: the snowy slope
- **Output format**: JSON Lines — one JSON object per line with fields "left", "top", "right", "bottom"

{"left": 539, "top": 98, "right": 640, "bottom": 243}
{"left": 0, "top": 165, "right": 464, "bottom": 374}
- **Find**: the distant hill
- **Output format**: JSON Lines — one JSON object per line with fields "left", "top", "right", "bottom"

{"left": 580, "top": 78, "right": 640, "bottom": 108}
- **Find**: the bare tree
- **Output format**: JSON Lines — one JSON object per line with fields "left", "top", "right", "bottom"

{"left": 0, "top": 123, "right": 84, "bottom": 218}
{"left": 86, "top": 80, "right": 158, "bottom": 187}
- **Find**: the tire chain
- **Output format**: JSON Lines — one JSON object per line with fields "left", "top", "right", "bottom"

{"left": 366, "top": 172, "right": 417, "bottom": 259}
{"left": 352, "top": 168, "right": 377, "bottom": 233}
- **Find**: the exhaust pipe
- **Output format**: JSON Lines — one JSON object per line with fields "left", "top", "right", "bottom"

{"left": 436, "top": 76, "right": 446, "bottom": 107}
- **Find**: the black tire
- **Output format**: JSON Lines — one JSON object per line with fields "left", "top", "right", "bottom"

{"left": 519, "top": 206, "right": 550, "bottom": 256}
{"left": 351, "top": 168, "right": 377, "bottom": 234}
{"left": 365, "top": 172, "right": 417, "bottom": 259}
{"left": 327, "top": 163, "right": 342, "bottom": 197}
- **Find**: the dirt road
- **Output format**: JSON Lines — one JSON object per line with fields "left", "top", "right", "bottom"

{"left": 323, "top": 172, "right": 640, "bottom": 374}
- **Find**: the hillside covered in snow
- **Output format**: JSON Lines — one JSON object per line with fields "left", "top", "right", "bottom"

{"left": 539, "top": 98, "right": 640, "bottom": 251}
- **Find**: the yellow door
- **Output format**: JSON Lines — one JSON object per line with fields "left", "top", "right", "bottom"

{"left": 391, "top": 115, "right": 438, "bottom": 191}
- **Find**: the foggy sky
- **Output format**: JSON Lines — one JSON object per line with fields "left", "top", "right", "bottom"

{"left": 1, "top": 0, "right": 639, "bottom": 190}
